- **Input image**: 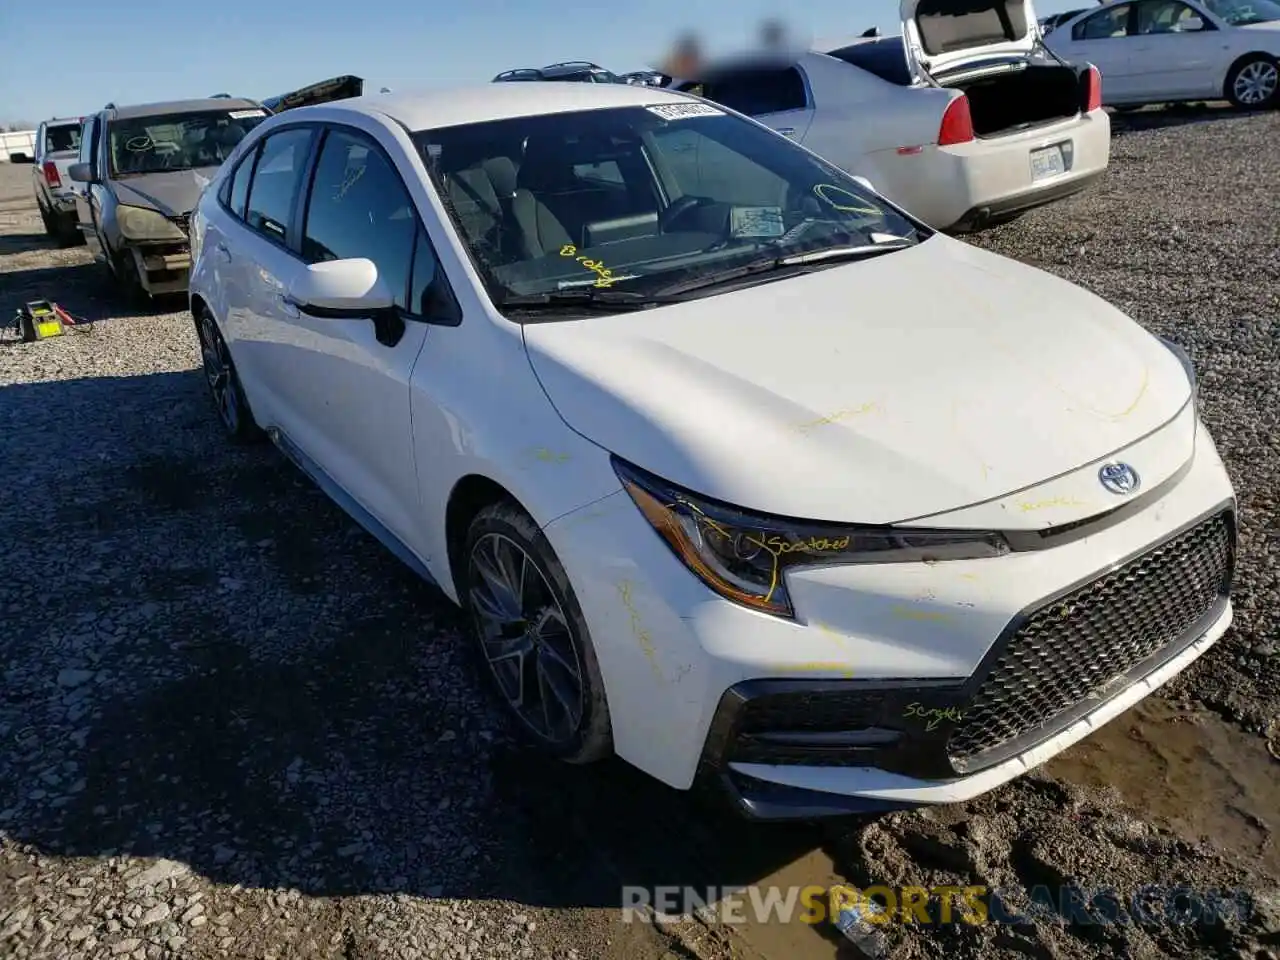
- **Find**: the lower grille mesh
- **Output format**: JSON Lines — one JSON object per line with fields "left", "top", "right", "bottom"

{"left": 947, "top": 511, "right": 1232, "bottom": 767}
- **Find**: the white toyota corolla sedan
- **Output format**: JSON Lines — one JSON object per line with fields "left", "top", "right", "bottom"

{"left": 188, "top": 81, "right": 1236, "bottom": 820}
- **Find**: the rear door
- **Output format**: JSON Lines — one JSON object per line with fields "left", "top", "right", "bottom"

{"left": 1053, "top": 4, "right": 1140, "bottom": 100}
{"left": 1127, "top": 0, "right": 1229, "bottom": 98}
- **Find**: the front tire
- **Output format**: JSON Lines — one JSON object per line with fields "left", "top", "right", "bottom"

{"left": 461, "top": 502, "right": 613, "bottom": 764}
{"left": 1226, "top": 55, "right": 1279, "bottom": 110}
{"left": 194, "top": 307, "right": 263, "bottom": 444}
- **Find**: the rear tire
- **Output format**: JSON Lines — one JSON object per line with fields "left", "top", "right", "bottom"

{"left": 194, "top": 306, "right": 263, "bottom": 444}
{"left": 1225, "top": 55, "right": 1279, "bottom": 110}
{"left": 460, "top": 501, "right": 613, "bottom": 765}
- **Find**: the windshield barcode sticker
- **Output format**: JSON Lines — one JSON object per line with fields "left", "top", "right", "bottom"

{"left": 228, "top": 109, "right": 267, "bottom": 119}
{"left": 730, "top": 206, "right": 785, "bottom": 239}
{"left": 646, "top": 103, "right": 724, "bottom": 121}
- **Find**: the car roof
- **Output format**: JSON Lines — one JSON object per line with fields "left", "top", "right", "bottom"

{"left": 301, "top": 82, "right": 699, "bottom": 130}
{"left": 45, "top": 117, "right": 83, "bottom": 127}
{"left": 105, "top": 98, "right": 262, "bottom": 120}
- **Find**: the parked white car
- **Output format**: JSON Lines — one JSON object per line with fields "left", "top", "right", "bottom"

{"left": 675, "top": 0, "right": 1111, "bottom": 231}
{"left": 1044, "top": 0, "right": 1280, "bottom": 108}
{"left": 188, "top": 82, "right": 1236, "bottom": 820}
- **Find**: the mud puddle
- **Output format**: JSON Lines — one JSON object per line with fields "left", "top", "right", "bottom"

{"left": 1046, "top": 696, "right": 1279, "bottom": 874}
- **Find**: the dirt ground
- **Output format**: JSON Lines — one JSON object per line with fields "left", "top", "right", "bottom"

{"left": 1, "top": 102, "right": 1278, "bottom": 960}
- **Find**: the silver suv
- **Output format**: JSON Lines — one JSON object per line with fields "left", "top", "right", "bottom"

{"left": 69, "top": 97, "right": 269, "bottom": 301}
{"left": 32, "top": 117, "right": 86, "bottom": 247}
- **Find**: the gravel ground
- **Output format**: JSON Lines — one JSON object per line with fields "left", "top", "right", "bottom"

{"left": 0, "top": 103, "right": 1277, "bottom": 960}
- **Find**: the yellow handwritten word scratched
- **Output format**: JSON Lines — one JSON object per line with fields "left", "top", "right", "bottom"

{"left": 903, "top": 702, "right": 964, "bottom": 732}
{"left": 753, "top": 535, "right": 851, "bottom": 557}
{"left": 559, "top": 245, "right": 616, "bottom": 288}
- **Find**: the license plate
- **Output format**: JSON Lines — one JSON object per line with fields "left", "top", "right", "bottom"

{"left": 1030, "top": 144, "right": 1068, "bottom": 181}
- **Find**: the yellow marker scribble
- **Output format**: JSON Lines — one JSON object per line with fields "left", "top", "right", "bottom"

{"left": 532, "top": 448, "right": 570, "bottom": 464}
{"left": 891, "top": 606, "right": 955, "bottom": 624}
{"left": 1017, "top": 497, "right": 1090, "bottom": 513}
{"left": 797, "top": 402, "right": 882, "bottom": 433}
{"left": 904, "top": 701, "right": 964, "bottom": 732}
{"left": 332, "top": 164, "right": 366, "bottom": 202}
{"left": 814, "top": 183, "right": 881, "bottom": 217}
{"left": 617, "top": 580, "right": 662, "bottom": 680}
{"left": 559, "top": 244, "right": 616, "bottom": 288}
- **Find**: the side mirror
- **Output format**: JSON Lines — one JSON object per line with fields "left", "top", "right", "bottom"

{"left": 851, "top": 175, "right": 877, "bottom": 194}
{"left": 68, "top": 163, "right": 95, "bottom": 183}
{"left": 286, "top": 258, "right": 394, "bottom": 317}
{"left": 1181, "top": 15, "right": 1205, "bottom": 30}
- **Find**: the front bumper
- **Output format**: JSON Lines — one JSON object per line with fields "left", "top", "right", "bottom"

{"left": 542, "top": 416, "right": 1236, "bottom": 818}
{"left": 125, "top": 243, "right": 191, "bottom": 295}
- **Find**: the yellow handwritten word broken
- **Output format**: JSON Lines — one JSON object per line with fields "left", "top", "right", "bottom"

{"left": 797, "top": 402, "right": 882, "bottom": 433}
{"left": 560, "top": 244, "right": 616, "bottom": 288}
{"left": 904, "top": 702, "right": 964, "bottom": 732}
{"left": 1017, "top": 497, "right": 1090, "bottom": 513}
{"left": 891, "top": 605, "right": 954, "bottom": 624}
{"left": 617, "top": 580, "right": 662, "bottom": 680}
{"left": 532, "top": 448, "right": 570, "bottom": 464}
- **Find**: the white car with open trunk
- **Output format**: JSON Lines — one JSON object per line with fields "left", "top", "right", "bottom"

{"left": 188, "top": 81, "right": 1235, "bottom": 820}
{"left": 686, "top": 0, "right": 1111, "bottom": 231}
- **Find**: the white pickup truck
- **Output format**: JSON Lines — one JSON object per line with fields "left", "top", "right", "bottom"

{"left": 31, "top": 117, "right": 86, "bottom": 247}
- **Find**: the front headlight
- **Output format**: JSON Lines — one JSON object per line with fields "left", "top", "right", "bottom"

{"left": 116, "top": 204, "right": 186, "bottom": 242}
{"left": 613, "top": 457, "right": 1011, "bottom": 619}
{"left": 1158, "top": 336, "right": 1199, "bottom": 412}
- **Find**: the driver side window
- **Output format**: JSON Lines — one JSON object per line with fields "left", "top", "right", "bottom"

{"left": 1135, "top": 0, "right": 1210, "bottom": 32}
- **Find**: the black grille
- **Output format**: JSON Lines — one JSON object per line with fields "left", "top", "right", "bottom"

{"left": 168, "top": 213, "right": 191, "bottom": 234}
{"left": 947, "top": 511, "right": 1233, "bottom": 768}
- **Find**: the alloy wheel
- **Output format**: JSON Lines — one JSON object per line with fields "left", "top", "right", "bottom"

{"left": 197, "top": 313, "right": 240, "bottom": 433}
{"left": 1234, "top": 60, "right": 1278, "bottom": 106}
{"left": 467, "top": 533, "right": 585, "bottom": 744}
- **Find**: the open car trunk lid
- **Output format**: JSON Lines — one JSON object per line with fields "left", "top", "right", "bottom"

{"left": 901, "top": 0, "right": 1041, "bottom": 79}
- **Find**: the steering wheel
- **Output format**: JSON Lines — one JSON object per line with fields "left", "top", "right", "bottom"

{"left": 659, "top": 194, "right": 706, "bottom": 232}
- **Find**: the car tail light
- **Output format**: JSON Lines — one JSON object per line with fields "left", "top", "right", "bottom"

{"left": 1083, "top": 65, "right": 1103, "bottom": 112}
{"left": 42, "top": 162, "right": 61, "bottom": 188}
{"left": 938, "top": 95, "right": 975, "bottom": 146}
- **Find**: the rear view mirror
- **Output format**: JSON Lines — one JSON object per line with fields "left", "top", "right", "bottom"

{"left": 67, "top": 163, "right": 95, "bottom": 183}
{"left": 286, "top": 258, "right": 394, "bottom": 317}
{"left": 851, "top": 175, "right": 877, "bottom": 194}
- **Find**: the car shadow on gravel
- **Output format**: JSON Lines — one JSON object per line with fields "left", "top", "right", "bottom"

{"left": 0, "top": 262, "right": 184, "bottom": 324}
{"left": 0, "top": 231, "right": 58, "bottom": 256}
{"left": 1108, "top": 103, "right": 1261, "bottom": 136}
{"left": 0, "top": 369, "right": 830, "bottom": 918}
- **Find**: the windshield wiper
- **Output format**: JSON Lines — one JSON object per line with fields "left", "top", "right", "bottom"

{"left": 497, "top": 288, "right": 681, "bottom": 314}
{"left": 779, "top": 241, "right": 914, "bottom": 266}
{"left": 655, "top": 239, "right": 914, "bottom": 298}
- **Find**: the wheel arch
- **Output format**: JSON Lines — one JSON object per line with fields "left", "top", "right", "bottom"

{"left": 1224, "top": 50, "right": 1279, "bottom": 95}
{"left": 444, "top": 473, "right": 523, "bottom": 601}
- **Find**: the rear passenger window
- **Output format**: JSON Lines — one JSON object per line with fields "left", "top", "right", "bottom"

{"left": 1074, "top": 4, "right": 1132, "bottom": 39}
{"left": 827, "top": 40, "right": 914, "bottom": 87}
{"left": 701, "top": 68, "right": 809, "bottom": 116}
{"left": 244, "top": 127, "right": 312, "bottom": 243}
{"left": 302, "top": 128, "right": 416, "bottom": 310}
{"left": 225, "top": 150, "right": 254, "bottom": 219}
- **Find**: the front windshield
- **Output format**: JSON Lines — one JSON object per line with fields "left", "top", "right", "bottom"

{"left": 414, "top": 103, "right": 925, "bottom": 316}
{"left": 108, "top": 108, "right": 269, "bottom": 176}
{"left": 1203, "top": 0, "right": 1280, "bottom": 23}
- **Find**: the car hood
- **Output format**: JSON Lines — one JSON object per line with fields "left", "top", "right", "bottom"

{"left": 522, "top": 237, "right": 1192, "bottom": 525}
{"left": 111, "top": 168, "right": 220, "bottom": 217}
{"left": 902, "top": 0, "right": 1042, "bottom": 78}
{"left": 1240, "top": 20, "right": 1280, "bottom": 36}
